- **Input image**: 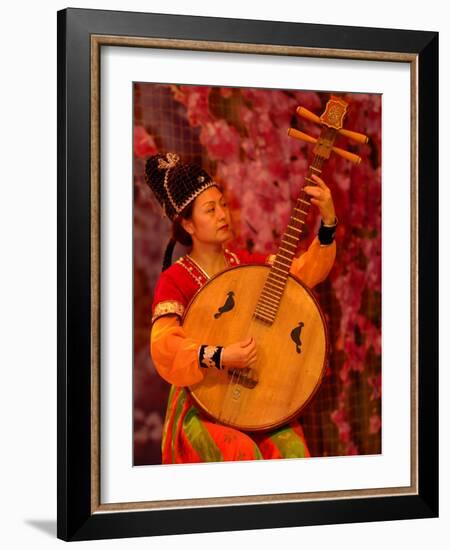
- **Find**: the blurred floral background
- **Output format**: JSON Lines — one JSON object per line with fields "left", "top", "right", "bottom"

{"left": 132, "top": 83, "right": 382, "bottom": 465}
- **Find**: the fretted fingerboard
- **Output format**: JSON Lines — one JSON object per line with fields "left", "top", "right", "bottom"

{"left": 253, "top": 139, "right": 334, "bottom": 325}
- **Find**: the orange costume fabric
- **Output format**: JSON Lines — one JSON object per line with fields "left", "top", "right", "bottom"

{"left": 150, "top": 237, "right": 336, "bottom": 463}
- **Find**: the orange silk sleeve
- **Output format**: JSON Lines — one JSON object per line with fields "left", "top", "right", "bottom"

{"left": 150, "top": 315, "right": 205, "bottom": 387}
{"left": 290, "top": 237, "right": 336, "bottom": 288}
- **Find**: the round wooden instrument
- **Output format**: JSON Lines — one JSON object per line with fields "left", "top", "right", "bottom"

{"left": 183, "top": 95, "right": 367, "bottom": 432}
{"left": 184, "top": 264, "right": 328, "bottom": 432}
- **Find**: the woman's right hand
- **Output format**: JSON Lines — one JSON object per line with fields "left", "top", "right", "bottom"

{"left": 222, "top": 337, "right": 257, "bottom": 370}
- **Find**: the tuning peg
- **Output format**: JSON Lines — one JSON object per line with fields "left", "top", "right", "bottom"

{"left": 296, "top": 106, "right": 369, "bottom": 145}
{"left": 287, "top": 128, "right": 362, "bottom": 164}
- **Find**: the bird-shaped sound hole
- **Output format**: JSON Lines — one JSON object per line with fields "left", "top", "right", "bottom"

{"left": 290, "top": 322, "right": 305, "bottom": 353}
{"left": 214, "top": 291, "right": 235, "bottom": 318}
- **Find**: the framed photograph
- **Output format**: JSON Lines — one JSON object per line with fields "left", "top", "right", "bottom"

{"left": 57, "top": 8, "right": 438, "bottom": 541}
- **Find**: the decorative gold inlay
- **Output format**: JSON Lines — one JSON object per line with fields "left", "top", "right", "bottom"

{"left": 152, "top": 300, "right": 185, "bottom": 323}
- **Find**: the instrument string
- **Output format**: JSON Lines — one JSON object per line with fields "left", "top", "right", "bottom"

{"left": 221, "top": 321, "right": 263, "bottom": 425}
{"left": 190, "top": 99, "right": 364, "bottom": 430}
{"left": 220, "top": 329, "right": 249, "bottom": 423}
{"left": 221, "top": 153, "right": 327, "bottom": 424}
{"left": 219, "top": 133, "right": 330, "bottom": 424}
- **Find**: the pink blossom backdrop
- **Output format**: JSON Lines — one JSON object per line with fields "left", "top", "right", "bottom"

{"left": 133, "top": 83, "right": 382, "bottom": 464}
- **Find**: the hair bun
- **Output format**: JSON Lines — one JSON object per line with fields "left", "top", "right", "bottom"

{"left": 144, "top": 151, "right": 216, "bottom": 221}
{"left": 145, "top": 154, "right": 166, "bottom": 198}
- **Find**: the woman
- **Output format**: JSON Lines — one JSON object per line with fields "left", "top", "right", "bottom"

{"left": 146, "top": 152, "right": 337, "bottom": 463}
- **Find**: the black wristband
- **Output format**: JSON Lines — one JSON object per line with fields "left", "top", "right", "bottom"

{"left": 318, "top": 218, "right": 337, "bottom": 245}
{"left": 198, "top": 345, "right": 224, "bottom": 370}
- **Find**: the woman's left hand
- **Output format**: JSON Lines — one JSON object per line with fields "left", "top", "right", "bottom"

{"left": 304, "top": 174, "right": 336, "bottom": 225}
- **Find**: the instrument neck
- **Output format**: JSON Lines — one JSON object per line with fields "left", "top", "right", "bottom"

{"left": 253, "top": 156, "right": 325, "bottom": 325}
{"left": 253, "top": 126, "right": 339, "bottom": 325}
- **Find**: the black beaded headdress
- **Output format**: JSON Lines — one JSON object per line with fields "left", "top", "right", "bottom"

{"left": 144, "top": 152, "right": 216, "bottom": 221}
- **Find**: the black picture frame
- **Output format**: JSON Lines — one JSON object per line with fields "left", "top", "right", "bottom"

{"left": 57, "top": 7, "right": 438, "bottom": 541}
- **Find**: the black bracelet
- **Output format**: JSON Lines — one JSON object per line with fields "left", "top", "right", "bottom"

{"left": 318, "top": 218, "right": 338, "bottom": 245}
{"left": 198, "top": 345, "right": 224, "bottom": 370}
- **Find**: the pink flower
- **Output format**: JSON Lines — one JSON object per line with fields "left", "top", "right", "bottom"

{"left": 331, "top": 408, "right": 345, "bottom": 423}
{"left": 339, "top": 361, "right": 352, "bottom": 383}
{"left": 346, "top": 441, "right": 359, "bottom": 455}
{"left": 133, "top": 126, "right": 157, "bottom": 159}
{"left": 331, "top": 409, "right": 352, "bottom": 443}
{"left": 339, "top": 421, "right": 352, "bottom": 443}
{"left": 292, "top": 91, "right": 322, "bottom": 112}
{"left": 220, "top": 88, "right": 234, "bottom": 98}
{"left": 369, "top": 414, "right": 381, "bottom": 434}
{"left": 178, "top": 86, "right": 211, "bottom": 126}
{"left": 200, "top": 120, "right": 241, "bottom": 161}
{"left": 267, "top": 158, "right": 289, "bottom": 181}
{"left": 367, "top": 373, "right": 382, "bottom": 400}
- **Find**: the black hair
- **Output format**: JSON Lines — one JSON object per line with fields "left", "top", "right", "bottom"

{"left": 161, "top": 201, "right": 194, "bottom": 272}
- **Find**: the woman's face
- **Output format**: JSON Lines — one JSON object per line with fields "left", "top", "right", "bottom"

{"left": 182, "top": 186, "right": 233, "bottom": 246}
